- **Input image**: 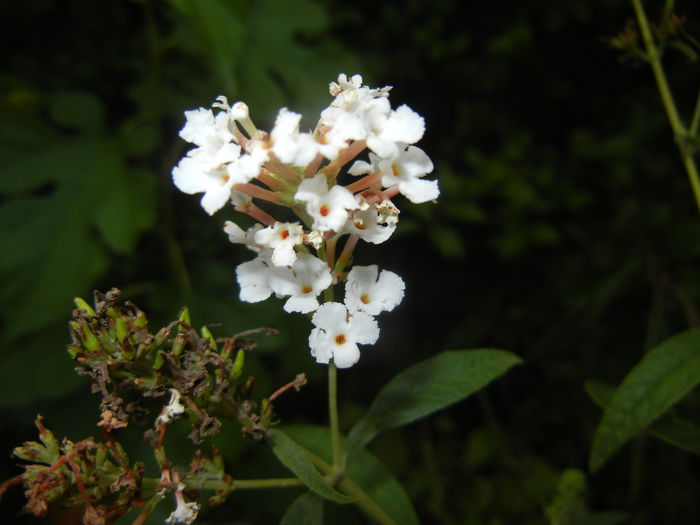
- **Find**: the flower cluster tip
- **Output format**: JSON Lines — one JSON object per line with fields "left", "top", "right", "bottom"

{"left": 172, "top": 74, "right": 438, "bottom": 368}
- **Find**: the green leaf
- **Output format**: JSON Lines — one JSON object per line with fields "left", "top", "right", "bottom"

{"left": 345, "top": 349, "right": 522, "bottom": 454}
{"left": 578, "top": 511, "right": 629, "bottom": 525}
{"left": 0, "top": 118, "right": 155, "bottom": 340}
{"left": 267, "top": 429, "right": 354, "bottom": 504}
{"left": 94, "top": 164, "right": 156, "bottom": 254}
{"left": 167, "top": 0, "right": 245, "bottom": 94}
{"left": 589, "top": 328, "right": 700, "bottom": 471}
{"left": 284, "top": 424, "right": 419, "bottom": 525}
{"left": 650, "top": 415, "right": 700, "bottom": 455}
{"left": 0, "top": 187, "right": 110, "bottom": 340}
{"left": 0, "top": 327, "right": 84, "bottom": 407}
{"left": 280, "top": 492, "right": 323, "bottom": 525}
{"left": 0, "top": 132, "right": 81, "bottom": 195}
{"left": 585, "top": 380, "right": 700, "bottom": 457}
{"left": 49, "top": 91, "right": 104, "bottom": 132}
{"left": 584, "top": 379, "right": 615, "bottom": 408}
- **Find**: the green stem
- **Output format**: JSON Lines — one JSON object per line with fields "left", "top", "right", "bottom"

{"left": 632, "top": 0, "right": 700, "bottom": 214}
{"left": 689, "top": 86, "right": 700, "bottom": 138}
{"left": 328, "top": 361, "right": 342, "bottom": 475}
{"left": 304, "top": 448, "right": 397, "bottom": 525}
{"left": 210, "top": 477, "right": 303, "bottom": 490}
{"left": 141, "top": 476, "right": 302, "bottom": 491}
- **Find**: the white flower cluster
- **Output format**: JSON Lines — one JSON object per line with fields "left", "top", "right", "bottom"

{"left": 172, "top": 74, "right": 438, "bottom": 368}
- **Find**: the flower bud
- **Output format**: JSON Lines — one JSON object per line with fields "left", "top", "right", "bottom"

{"left": 200, "top": 325, "right": 218, "bottom": 352}
{"left": 73, "top": 297, "right": 95, "bottom": 316}
{"left": 230, "top": 349, "right": 245, "bottom": 381}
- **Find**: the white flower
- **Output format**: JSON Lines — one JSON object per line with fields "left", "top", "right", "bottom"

{"left": 347, "top": 158, "right": 373, "bottom": 176}
{"left": 344, "top": 265, "right": 405, "bottom": 316}
{"left": 227, "top": 138, "right": 269, "bottom": 184}
{"left": 172, "top": 156, "right": 238, "bottom": 215}
{"left": 165, "top": 494, "right": 199, "bottom": 525}
{"left": 157, "top": 389, "right": 186, "bottom": 425}
{"left": 230, "top": 190, "right": 253, "bottom": 212}
{"left": 308, "top": 302, "right": 379, "bottom": 368}
{"left": 236, "top": 253, "right": 274, "bottom": 303}
{"left": 295, "top": 174, "right": 359, "bottom": 232}
{"left": 342, "top": 197, "right": 397, "bottom": 244}
{"left": 173, "top": 103, "right": 243, "bottom": 215}
{"left": 322, "top": 75, "right": 423, "bottom": 161}
{"left": 229, "top": 100, "right": 249, "bottom": 120}
{"left": 317, "top": 110, "right": 368, "bottom": 160}
{"left": 179, "top": 107, "right": 234, "bottom": 151}
{"left": 318, "top": 74, "right": 393, "bottom": 160}
{"left": 365, "top": 104, "right": 425, "bottom": 159}
{"left": 329, "top": 73, "right": 364, "bottom": 96}
{"left": 271, "top": 108, "right": 319, "bottom": 167}
{"left": 375, "top": 200, "right": 400, "bottom": 226}
{"left": 378, "top": 144, "right": 438, "bottom": 203}
{"left": 304, "top": 229, "right": 325, "bottom": 250}
{"left": 224, "top": 221, "right": 263, "bottom": 252}
{"left": 254, "top": 222, "right": 304, "bottom": 266}
{"left": 268, "top": 253, "right": 332, "bottom": 313}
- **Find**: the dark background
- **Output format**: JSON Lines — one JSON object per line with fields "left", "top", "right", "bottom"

{"left": 2, "top": 0, "right": 700, "bottom": 523}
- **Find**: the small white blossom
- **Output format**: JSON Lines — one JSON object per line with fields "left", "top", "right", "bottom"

{"left": 268, "top": 253, "right": 332, "bottom": 313}
{"left": 345, "top": 265, "right": 405, "bottom": 316}
{"left": 224, "top": 221, "right": 263, "bottom": 252}
{"left": 376, "top": 200, "right": 400, "bottom": 226}
{"left": 271, "top": 108, "right": 319, "bottom": 167}
{"left": 165, "top": 493, "right": 200, "bottom": 525}
{"left": 173, "top": 103, "right": 243, "bottom": 215}
{"left": 342, "top": 197, "right": 397, "bottom": 244}
{"left": 179, "top": 107, "right": 234, "bottom": 151}
{"left": 378, "top": 144, "right": 437, "bottom": 203}
{"left": 227, "top": 139, "right": 269, "bottom": 184}
{"left": 318, "top": 74, "right": 393, "bottom": 160}
{"left": 295, "top": 174, "right": 359, "bottom": 232}
{"left": 329, "top": 73, "right": 364, "bottom": 96}
{"left": 229, "top": 101, "right": 250, "bottom": 120}
{"left": 304, "top": 229, "right": 325, "bottom": 250}
{"left": 230, "top": 190, "right": 252, "bottom": 212}
{"left": 157, "top": 389, "right": 186, "bottom": 425}
{"left": 236, "top": 253, "right": 274, "bottom": 303}
{"left": 347, "top": 159, "right": 373, "bottom": 176}
{"left": 172, "top": 157, "right": 237, "bottom": 215}
{"left": 317, "top": 111, "right": 368, "bottom": 160}
{"left": 254, "top": 222, "right": 304, "bottom": 266}
{"left": 308, "top": 302, "right": 379, "bottom": 368}
{"left": 365, "top": 104, "right": 425, "bottom": 159}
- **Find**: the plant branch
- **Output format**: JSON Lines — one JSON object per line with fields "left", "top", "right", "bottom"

{"left": 328, "top": 361, "right": 342, "bottom": 475}
{"left": 632, "top": 0, "right": 700, "bottom": 213}
{"left": 303, "top": 447, "right": 397, "bottom": 525}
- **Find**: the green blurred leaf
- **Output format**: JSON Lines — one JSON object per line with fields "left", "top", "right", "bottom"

{"left": 117, "top": 123, "right": 159, "bottom": 156}
{"left": 267, "top": 429, "right": 354, "bottom": 504}
{"left": 0, "top": 126, "right": 78, "bottom": 194}
{"left": 577, "top": 511, "right": 629, "bottom": 525}
{"left": 0, "top": 184, "right": 110, "bottom": 340}
{"left": 0, "top": 128, "right": 155, "bottom": 340}
{"left": 589, "top": 328, "right": 700, "bottom": 471}
{"left": 284, "top": 424, "right": 419, "bottom": 525}
{"left": 345, "top": 349, "right": 522, "bottom": 455}
{"left": 585, "top": 379, "right": 700, "bottom": 456}
{"left": 429, "top": 225, "right": 465, "bottom": 258}
{"left": 280, "top": 491, "right": 324, "bottom": 525}
{"left": 95, "top": 164, "right": 156, "bottom": 254}
{"left": 168, "top": 0, "right": 245, "bottom": 94}
{"left": 0, "top": 328, "right": 84, "bottom": 407}
{"left": 49, "top": 91, "right": 104, "bottom": 132}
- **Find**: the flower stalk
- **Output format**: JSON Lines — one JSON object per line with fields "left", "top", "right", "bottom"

{"left": 632, "top": 0, "right": 700, "bottom": 213}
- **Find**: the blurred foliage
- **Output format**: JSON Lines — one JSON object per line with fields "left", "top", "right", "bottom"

{"left": 3, "top": 0, "right": 700, "bottom": 523}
